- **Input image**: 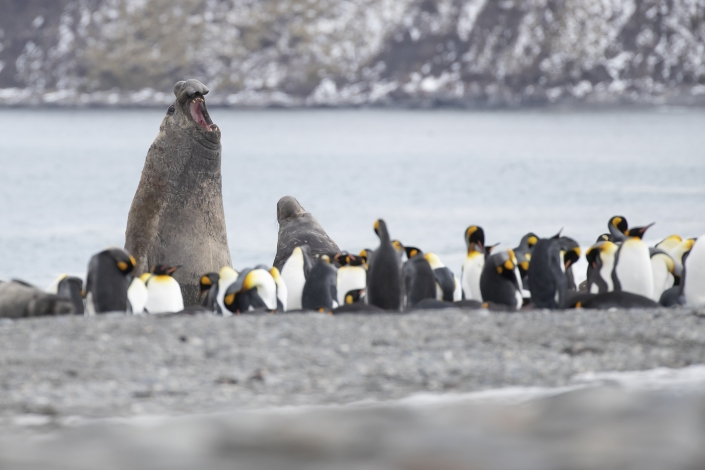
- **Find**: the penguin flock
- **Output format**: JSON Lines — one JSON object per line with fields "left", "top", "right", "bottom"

{"left": 1, "top": 214, "right": 704, "bottom": 317}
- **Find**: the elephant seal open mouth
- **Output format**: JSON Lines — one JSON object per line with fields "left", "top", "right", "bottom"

{"left": 125, "top": 79, "right": 231, "bottom": 306}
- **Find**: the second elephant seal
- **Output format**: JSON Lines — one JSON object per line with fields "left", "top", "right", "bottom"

{"left": 125, "top": 79, "right": 231, "bottom": 306}
{"left": 273, "top": 196, "right": 340, "bottom": 271}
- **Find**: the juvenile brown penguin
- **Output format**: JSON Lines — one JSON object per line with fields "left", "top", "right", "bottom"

{"left": 125, "top": 79, "right": 231, "bottom": 306}
{"left": 273, "top": 196, "right": 340, "bottom": 271}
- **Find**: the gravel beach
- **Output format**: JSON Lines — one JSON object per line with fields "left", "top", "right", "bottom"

{"left": 0, "top": 308, "right": 704, "bottom": 421}
{"left": 2, "top": 308, "right": 705, "bottom": 469}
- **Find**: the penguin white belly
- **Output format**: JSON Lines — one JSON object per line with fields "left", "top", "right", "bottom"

{"left": 216, "top": 267, "right": 239, "bottom": 316}
{"left": 452, "top": 275, "right": 462, "bottom": 301}
{"left": 85, "top": 292, "right": 96, "bottom": 316}
{"left": 615, "top": 240, "right": 653, "bottom": 298}
{"left": 461, "top": 254, "right": 484, "bottom": 300}
{"left": 281, "top": 254, "right": 306, "bottom": 310}
{"left": 337, "top": 266, "right": 366, "bottom": 306}
{"left": 254, "top": 274, "right": 279, "bottom": 311}
{"left": 145, "top": 276, "right": 184, "bottom": 314}
{"left": 684, "top": 237, "right": 705, "bottom": 307}
{"left": 650, "top": 256, "right": 674, "bottom": 301}
{"left": 598, "top": 253, "right": 615, "bottom": 292}
{"left": 127, "top": 277, "right": 148, "bottom": 314}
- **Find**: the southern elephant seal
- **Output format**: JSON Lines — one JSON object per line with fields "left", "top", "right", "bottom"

{"left": 272, "top": 196, "right": 340, "bottom": 272}
{"left": 125, "top": 79, "right": 231, "bottom": 306}
{"left": 0, "top": 281, "right": 75, "bottom": 318}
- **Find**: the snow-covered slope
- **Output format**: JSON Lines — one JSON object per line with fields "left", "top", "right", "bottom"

{"left": 1, "top": 0, "right": 704, "bottom": 106}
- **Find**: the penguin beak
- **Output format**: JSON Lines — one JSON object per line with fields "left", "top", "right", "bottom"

{"left": 626, "top": 222, "right": 655, "bottom": 239}
{"left": 167, "top": 266, "right": 181, "bottom": 275}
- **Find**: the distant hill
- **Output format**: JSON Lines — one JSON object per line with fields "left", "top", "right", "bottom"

{"left": 1, "top": 0, "right": 704, "bottom": 107}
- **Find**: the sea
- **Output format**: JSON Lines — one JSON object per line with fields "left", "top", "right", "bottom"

{"left": 1, "top": 107, "right": 704, "bottom": 288}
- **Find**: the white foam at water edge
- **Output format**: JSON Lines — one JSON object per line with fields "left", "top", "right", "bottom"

{"left": 28, "top": 365, "right": 705, "bottom": 430}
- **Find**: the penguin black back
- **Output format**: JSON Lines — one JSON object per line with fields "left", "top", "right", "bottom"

{"left": 56, "top": 276, "right": 84, "bottom": 315}
{"left": 480, "top": 250, "right": 522, "bottom": 309}
{"left": 199, "top": 272, "right": 220, "bottom": 310}
{"left": 528, "top": 237, "right": 567, "bottom": 309}
{"left": 366, "top": 219, "right": 402, "bottom": 311}
{"left": 85, "top": 248, "right": 135, "bottom": 314}
{"left": 402, "top": 247, "right": 436, "bottom": 307}
{"left": 302, "top": 255, "right": 338, "bottom": 311}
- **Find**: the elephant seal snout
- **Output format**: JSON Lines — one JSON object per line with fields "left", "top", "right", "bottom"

{"left": 125, "top": 79, "right": 231, "bottom": 306}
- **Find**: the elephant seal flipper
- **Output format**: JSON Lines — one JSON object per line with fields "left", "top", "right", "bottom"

{"left": 273, "top": 196, "right": 340, "bottom": 271}
{"left": 125, "top": 79, "right": 231, "bottom": 306}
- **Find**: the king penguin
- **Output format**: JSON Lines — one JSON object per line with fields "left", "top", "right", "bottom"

{"left": 585, "top": 240, "right": 619, "bottom": 293}
{"left": 144, "top": 265, "right": 184, "bottom": 314}
{"left": 425, "top": 252, "right": 461, "bottom": 302}
{"left": 127, "top": 275, "right": 148, "bottom": 314}
{"left": 656, "top": 234, "right": 683, "bottom": 253}
{"left": 47, "top": 275, "right": 84, "bottom": 314}
{"left": 461, "top": 225, "right": 486, "bottom": 301}
{"left": 607, "top": 216, "right": 629, "bottom": 242}
{"left": 223, "top": 266, "right": 279, "bottom": 313}
{"left": 336, "top": 254, "right": 367, "bottom": 307}
{"left": 366, "top": 219, "right": 402, "bottom": 311}
{"left": 302, "top": 254, "right": 338, "bottom": 312}
{"left": 528, "top": 235, "right": 569, "bottom": 309}
{"left": 280, "top": 245, "right": 314, "bottom": 311}
{"left": 513, "top": 232, "right": 538, "bottom": 290}
{"left": 85, "top": 248, "right": 136, "bottom": 314}
{"left": 402, "top": 246, "right": 436, "bottom": 307}
{"left": 669, "top": 238, "right": 696, "bottom": 285}
{"left": 683, "top": 236, "right": 705, "bottom": 307}
{"left": 558, "top": 236, "right": 581, "bottom": 291}
{"left": 216, "top": 266, "right": 240, "bottom": 315}
{"left": 612, "top": 223, "right": 655, "bottom": 299}
{"left": 650, "top": 248, "right": 675, "bottom": 301}
{"left": 480, "top": 250, "right": 522, "bottom": 309}
{"left": 270, "top": 267, "right": 288, "bottom": 312}
{"left": 199, "top": 272, "right": 220, "bottom": 311}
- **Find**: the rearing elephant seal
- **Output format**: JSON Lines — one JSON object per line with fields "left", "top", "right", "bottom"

{"left": 125, "top": 79, "right": 231, "bottom": 306}
{"left": 273, "top": 196, "right": 340, "bottom": 271}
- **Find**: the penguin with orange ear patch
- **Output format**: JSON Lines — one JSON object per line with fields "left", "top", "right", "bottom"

{"left": 480, "top": 250, "right": 522, "bottom": 309}
{"left": 528, "top": 233, "right": 580, "bottom": 309}
{"left": 85, "top": 248, "right": 136, "bottom": 314}
{"left": 366, "top": 219, "right": 402, "bottom": 311}
{"left": 144, "top": 265, "right": 184, "bottom": 314}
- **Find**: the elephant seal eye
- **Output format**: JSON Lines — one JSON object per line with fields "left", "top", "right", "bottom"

{"left": 166, "top": 105, "right": 175, "bottom": 115}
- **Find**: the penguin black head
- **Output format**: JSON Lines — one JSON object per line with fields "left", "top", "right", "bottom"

{"left": 392, "top": 240, "right": 404, "bottom": 253}
{"left": 405, "top": 246, "right": 424, "bottom": 259}
{"left": 344, "top": 289, "right": 364, "bottom": 305}
{"left": 526, "top": 234, "right": 539, "bottom": 249}
{"left": 624, "top": 223, "right": 655, "bottom": 240}
{"left": 558, "top": 237, "right": 581, "bottom": 269}
{"left": 199, "top": 272, "right": 219, "bottom": 294}
{"left": 343, "top": 254, "right": 365, "bottom": 267}
{"left": 596, "top": 234, "right": 610, "bottom": 243}
{"left": 493, "top": 250, "right": 520, "bottom": 286}
{"left": 464, "top": 226, "right": 485, "bottom": 252}
{"left": 608, "top": 215, "right": 628, "bottom": 235}
{"left": 373, "top": 219, "right": 390, "bottom": 242}
{"left": 107, "top": 248, "right": 136, "bottom": 275}
{"left": 152, "top": 265, "right": 180, "bottom": 276}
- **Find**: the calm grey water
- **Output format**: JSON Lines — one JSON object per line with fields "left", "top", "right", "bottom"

{"left": 1, "top": 108, "right": 704, "bottom": 288}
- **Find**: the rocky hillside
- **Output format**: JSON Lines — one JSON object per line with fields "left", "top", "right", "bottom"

{"left": 1, "top": 0, "right": 705, "bottom": 107}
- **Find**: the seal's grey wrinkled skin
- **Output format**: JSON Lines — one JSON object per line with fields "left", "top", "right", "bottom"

{"left": 125, "top": 79, "right": 231, "bottom": 306}
{"left": 0, "top": 282, "right": 75, "bottom": 318}
{"left": 273, "top": 196, "right": 340, "bottom": 271}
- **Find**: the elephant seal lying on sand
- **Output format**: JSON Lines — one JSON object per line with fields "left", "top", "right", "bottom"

{"left": 125, "top": 79, "right": 231, "bottom": 306}
{"left": 273, "top": 196, "right": 340, "bottom": 271}
{"left": 0, "top": 281, "right": 75, "bottom": 318}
